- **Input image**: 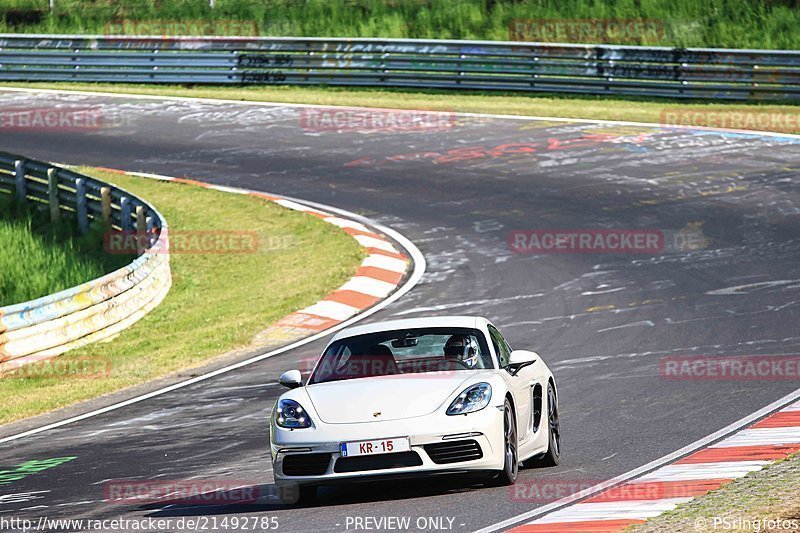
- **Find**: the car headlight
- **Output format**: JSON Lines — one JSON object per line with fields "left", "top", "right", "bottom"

{"left": 447, "top": 383, "right": 492, "bottom": 415}
{"left": 275, "top": 399, "right": 313, "bottom": 428}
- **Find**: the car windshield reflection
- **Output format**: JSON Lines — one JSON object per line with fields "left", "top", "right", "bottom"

{"left": 309, "top": 327, "right": 494, "bottom": 384}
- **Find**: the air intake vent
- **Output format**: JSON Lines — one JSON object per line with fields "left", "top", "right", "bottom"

{"left": 282, "top": 453, "right": 331, "bottom": 476}
{"left": 424, "top": 439, "right": 483, "bottom": 464}
{"left": 334, "top": 452, "right": 423, "bottom": 473}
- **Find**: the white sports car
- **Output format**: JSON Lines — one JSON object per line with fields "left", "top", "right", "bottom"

{"left": 269, "top": 316, "right": 560, "bottom": 504}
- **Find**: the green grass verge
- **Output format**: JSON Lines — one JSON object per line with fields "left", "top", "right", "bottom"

{"left": 0, "top": 167, "right": 364, "bottom": 425}
{"left": 4, "top": 82, "right": 800, "bottom": 134}
{"left": 0, "top": 197, "right": 129, "bottom": 305}
{"left": 1, "top": 0, "right": 799, "bottom": 49}
{"left": 630, "top": 453, "right": 800, "bottom": 531}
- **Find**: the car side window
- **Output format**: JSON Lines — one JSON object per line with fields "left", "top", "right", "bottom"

{"left": 499, "top": 330, "right": 513, "bottom": 354}
{"left": 488, "top": 326, "right": 512, "bottom": 367}
{"left": 487, "top": 332, "right": 501, "bottom": 362}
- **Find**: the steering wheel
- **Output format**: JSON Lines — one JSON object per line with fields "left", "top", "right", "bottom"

{"left": 436, "top": 357, "right": 470, "bottom": 370}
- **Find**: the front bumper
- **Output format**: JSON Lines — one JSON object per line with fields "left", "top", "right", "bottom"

{"left": 270, "top": 404, "right": 505, "bottom": 486}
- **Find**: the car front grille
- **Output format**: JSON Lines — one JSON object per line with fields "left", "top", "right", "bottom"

{"left": 424, "top": 439, "right": 483, "bottom": 464}
{"left": 334, "top": 451, "right": 423, "bottom": 473}
{"left": 281, "top": 453, "right": 331, "bottom": 476}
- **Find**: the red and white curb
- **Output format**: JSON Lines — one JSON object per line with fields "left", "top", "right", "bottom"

{"left": 0, "top": 168, "right": 424, "bottom": 446}
{"left": 510, "top": 399, "right": 800, "bottom": 532}
{"left": 94, "top": 167, "right": 410, "bottom": 336}
{"left": 267, "top": 199, "right": 408, "bottom": 333}
{"left": 15, "top": 86, "right": 799, "bottom": 527}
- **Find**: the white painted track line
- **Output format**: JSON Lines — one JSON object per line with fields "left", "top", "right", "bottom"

{"left": 0, "top": 184, "right": 426, "bottom": 445}
{"left": 2, "top": 86, "right": 800, "bottom": 141}
{"left": 3, "top": 86, "right": 799, "bottom": 531}
{"left": 477, "top": 386, "right": 800, "bottom": 532}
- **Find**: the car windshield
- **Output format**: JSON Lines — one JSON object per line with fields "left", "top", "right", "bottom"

{"left": 308, "top": 327, "right": 493, "bottom": 384}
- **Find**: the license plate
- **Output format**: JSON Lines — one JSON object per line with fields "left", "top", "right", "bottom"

{"left": 340, "top": 437, "right": 410, "bottom": 457}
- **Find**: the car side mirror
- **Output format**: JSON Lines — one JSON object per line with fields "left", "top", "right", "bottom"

{"left": 279, "top": 369, "right": 303, "bottom": 389}
{"left": 507, "top": 350, "right": 538, "bottom": 376}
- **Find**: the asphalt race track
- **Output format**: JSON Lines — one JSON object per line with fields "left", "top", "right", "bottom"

{"left": 1, "top": 90, "right": 800, "bottom": 532}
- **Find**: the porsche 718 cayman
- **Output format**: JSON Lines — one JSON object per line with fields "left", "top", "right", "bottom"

{"left": 269, "top": 316, "right": 560, "bottom": 503}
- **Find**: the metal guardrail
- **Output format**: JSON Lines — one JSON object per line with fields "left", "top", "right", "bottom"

{"left": 0, "top": 34, "right": 799, "bottom": 100}
{"left": 0, "top": 153, "right": 171, "bottom": 370}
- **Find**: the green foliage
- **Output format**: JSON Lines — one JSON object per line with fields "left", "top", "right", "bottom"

{"left": 0, "top": 0, "right": 798, "bottom": 49}
{"left": 0, "top": 194, "right": 128, "bottom": 305}
{"left": 0, "top": 168, "right": 364, "bottom": 424}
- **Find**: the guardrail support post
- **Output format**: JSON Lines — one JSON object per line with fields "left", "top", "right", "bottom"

{"left": 120, "top": 196, "right": 131, "bottom": 231}
{"left": 14, "top": 160, "right": 26, "bottom": 205}
{"left": 47, "top": 168, "right": 60, "bottom": 222}
{"left": 135, "top": 205, "right": 146, "bottom": 234}
{"left": 135, "top": 205, "right": 146, "bottom": 255}
{"left": 146, "top": 216, "right": 156, "bottom": 248}
{"left": 100, "top": 186, "right": 112, "bottom": 224}
{"left": 75, "top": 178, "right": 89, "bottom": 234}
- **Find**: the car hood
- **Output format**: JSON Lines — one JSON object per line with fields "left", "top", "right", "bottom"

{"left": 305, "top": 372, "right": 490, "bottom": 424}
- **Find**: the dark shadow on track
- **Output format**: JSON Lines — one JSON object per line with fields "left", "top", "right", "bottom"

{"left": 141, "top": 474, "right": 504, "bottom": 515}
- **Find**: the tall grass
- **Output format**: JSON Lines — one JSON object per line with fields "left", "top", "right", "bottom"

{"left": 1, "top": 168, "right": 365, "bottom": 424}
{"left": 0, "top": 0, "right": 798, "bottom": 49}
{"left": 0, "top": 196, "right": 129, "bottom": 305}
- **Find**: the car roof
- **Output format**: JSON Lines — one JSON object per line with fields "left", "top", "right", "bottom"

{"left": 330, "top": 315, "right": 490, "bottom": 342}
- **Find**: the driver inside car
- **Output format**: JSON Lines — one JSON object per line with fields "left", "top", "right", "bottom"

{"left": 443, "top": 334, "right": 480, "bottom": 369}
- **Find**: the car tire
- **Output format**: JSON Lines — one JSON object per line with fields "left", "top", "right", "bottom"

{"left": 278, "top": 483, "right": 317, "bottom": 505}
{"left": 530, "top": 382, "right": 561, "bottom": 467}
{"left": 494, "top": 399, "right": 519, "bottom": 485}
